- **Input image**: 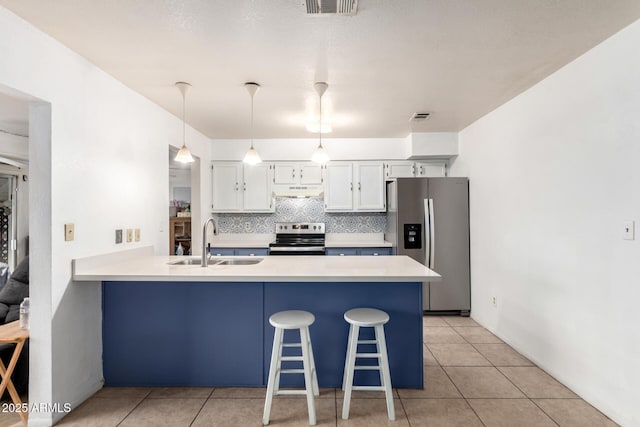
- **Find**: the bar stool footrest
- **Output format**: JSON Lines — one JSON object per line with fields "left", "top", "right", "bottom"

{"left": 354, "top": 365, "right": 380, "bottom": 370}
{"left": 355, "top": 353, "right": 381, "bottom": 358}
{"left": 276, "top": 390, "right": 309, "bottom": 396}
{"left": 352, "top": 386, "right": 385, "bottom": 392}
{"left": 280, "top": 369, "right": 305, "bottom": 374}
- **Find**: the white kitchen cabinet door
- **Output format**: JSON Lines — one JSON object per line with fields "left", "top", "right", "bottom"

{"left": 354, "top": 162, "right": 386, "bottom": 211}
{"left": 243, "top": 163, "right": 274, "bottom": 212}
{"left": 211, "top": 163, "right": 242, "bottom": 212}
{"left": 299, "top": 164, "right": 323, "bottom": 185}
{"left": 273, "top": 163, "right": 298, "bottom": 185}
{"left": 385, "top": 161, "right": 415, "bottom": 179}
{"left": 415, "top": 161, "right": 447, "bottom": 177}
{"left": 324, "top": 163, "right": 353, "bottom": 211}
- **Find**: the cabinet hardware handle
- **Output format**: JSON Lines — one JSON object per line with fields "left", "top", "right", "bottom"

{"left": 300, "top": 169, "right": 303, "bottom": 179}
{"left": 243, "top": 182, "right": 246, "bottom": 191}
{"left": 420, "top": 166, "right": 424, "bottom": 174}
{"left": 350, "top": 183, "right": 353, "bottom": 191}
{"left": 412, "top": 165, "right": 416, "bottom": 175}
{"left": 235, "top": 182, "right": 238, "bottom": 191}
{"left": 358, "top": 182, "right": 361, "bottom": 191}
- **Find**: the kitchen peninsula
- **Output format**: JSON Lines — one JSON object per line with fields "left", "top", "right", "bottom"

{"left": 73, "top": 246, "right": 440, "bottom": 389}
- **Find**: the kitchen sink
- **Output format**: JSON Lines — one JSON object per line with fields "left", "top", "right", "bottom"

{"left": 168, "top": 257, "right": 263, "bottom": 266}
{"left": 215, "top": 258, "right": 263, "bottom": 266}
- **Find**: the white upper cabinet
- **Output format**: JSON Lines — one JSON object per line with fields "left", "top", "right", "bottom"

{"left": 273, "top": 163, "right": 298, "bottom": 185}
{"left": 299, "top": 164, "right": 323, "bottom": 185}
{"left": 324, "top": 162, "right": 386, "bottom": 212}
{"left": 385, "top": 161, "right": 415, "bottom": 179}
{"left": 324, "top": 163, "right": 354, "bottom": 211}
{"left": 243, "top": 164, "right": 274, "bottom": 212}
{"left": 273, "top": 162, "right": 323, "bottom": 186}
{"left": 415, "top": 161, "right": 447, "bottom": 177}
{"left": 384, "top": 160, "right": 447, "bottom": 179}
{"left": 354, "top": 162, "right": 386, "bottom": 211}
{"left": 211, "top": 162, "right": 274, "bottom": 213}
{"left": 211, "top": 163, "right": 242, "bottom": 212}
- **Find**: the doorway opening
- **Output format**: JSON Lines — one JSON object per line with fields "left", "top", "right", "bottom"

{"left": 168, "top": 147, "right": 192, "bottom": 255}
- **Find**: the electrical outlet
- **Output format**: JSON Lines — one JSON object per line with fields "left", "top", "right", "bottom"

{"left": 126, "top": 228, "right": 133, "bottom": 243}
{"left": 492, "top": 296, "right": 497, "bottom": 308}
{"left": 64, "top": 223, "right": 74, "bottom": 241}
{"left": 135, "top": 228, "right": 141, "bottom": 242}
{"left": 244, "top": 222, "right": 251, "bottom": 232}
{"left": 115, "top": 229, "right": 123, "bottom": 244}
{"left": 623, "top": 220, "right": 635, "bottom": 240}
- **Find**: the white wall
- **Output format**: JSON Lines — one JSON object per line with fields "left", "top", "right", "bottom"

{"left": 450, "top": 20, "right": 640, "bottom": 427}
{"left": 211, "top": 137, "right": 410, "bottom": 161}
{"left": 0, "top": 6, "right": 211, "bottom": 426}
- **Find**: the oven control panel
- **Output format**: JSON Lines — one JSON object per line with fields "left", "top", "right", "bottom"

{"left": 276, "top": 222, "right": 325, "bottom": 234}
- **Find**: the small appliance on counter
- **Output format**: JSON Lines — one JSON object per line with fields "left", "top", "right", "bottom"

{"left": 269, "top": 222, "right": 326, "bottom": 255}
{"left": 386, "top": 177, "right": 470, "bottom": 315}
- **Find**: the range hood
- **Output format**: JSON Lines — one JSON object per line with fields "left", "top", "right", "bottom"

{"left": 272, "top": 185, "right": 324, "bottom": 198}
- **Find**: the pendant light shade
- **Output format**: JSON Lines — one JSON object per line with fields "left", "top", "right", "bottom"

{"left": 312, "top": 82, "right": 330, "bottom": 164}
{"left": 243, "top": 82, "right": 262, "bottom": 165}
{"left": 174, "top": 82, "right": 195, "bottom": 163}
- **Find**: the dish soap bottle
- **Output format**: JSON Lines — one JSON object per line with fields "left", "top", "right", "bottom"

{"left": 19, "top": 297, "right": 29, "bottom": 329}
{"left": 176, "top": 243, "right": 184, "bottom": 256}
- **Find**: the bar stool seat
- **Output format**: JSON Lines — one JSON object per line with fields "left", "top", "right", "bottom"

{"left": 263, "top": 310, "right": 319, "bottom": 426}
{"left": 341, "top": 307, "right": 395, "bottom": 421}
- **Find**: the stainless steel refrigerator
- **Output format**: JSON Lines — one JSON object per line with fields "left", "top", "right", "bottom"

{"left": 386, "top": 177, "right": 470, "bottom": 314}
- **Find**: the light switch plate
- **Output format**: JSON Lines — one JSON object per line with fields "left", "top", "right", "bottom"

{"left": 623, "top": 220, "right": 635, "bottom": 240}
{"left": 115, "top": 229, "right": 123, "bottom": 244}
{"left": 126, "top": 228, "right": 133, "bottom": 243}
{"left": 135, "top": 228, "right": 140, "bottom": 242}
{"left": 64, "top": 223, "right": 74, "bottom": 241}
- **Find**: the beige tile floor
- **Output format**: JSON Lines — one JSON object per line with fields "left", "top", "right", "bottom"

{"left": 0, "top": 316, "right": 618, "bottom": 426}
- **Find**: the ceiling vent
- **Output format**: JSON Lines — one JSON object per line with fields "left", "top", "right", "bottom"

{"left": 410, "top": 112, "right": 431, "bottom": 121}
{"left": 306, "top": 0, "right": 359, "bottom": 16}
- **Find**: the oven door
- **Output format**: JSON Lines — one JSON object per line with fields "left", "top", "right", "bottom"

{"left": 268, "top": 246, "right": 326, "bottom": 256}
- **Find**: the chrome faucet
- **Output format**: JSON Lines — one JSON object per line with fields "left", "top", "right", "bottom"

{"left": 202, "top": 217, "right": 218, "bottom": 267}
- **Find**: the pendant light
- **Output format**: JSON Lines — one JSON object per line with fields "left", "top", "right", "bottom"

{"left": 311, "top": 82, "right": 330, "bottom": 164}
{"left": 243, "top": 82, "right": 262, "bottom": 165}
{"left": 174, "top": 82, "right": 195, "bottom": 163}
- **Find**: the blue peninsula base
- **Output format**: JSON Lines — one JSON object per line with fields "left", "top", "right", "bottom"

{"left": 102, "top": 281, "right": 423, "bottom": 388}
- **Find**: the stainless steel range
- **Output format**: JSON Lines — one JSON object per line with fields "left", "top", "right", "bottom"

{"left": 268, "top": 222, "right": 326, "bottom": 255}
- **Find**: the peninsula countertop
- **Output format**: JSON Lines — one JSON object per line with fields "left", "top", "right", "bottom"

{"left": 73, "top": 247, "right": 440, "bottom": 283}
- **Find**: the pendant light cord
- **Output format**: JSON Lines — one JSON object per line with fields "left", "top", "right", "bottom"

{"left": 250, "top": 92, "right": 255, "bottom": 149}
{"left": 182, "top": 89, "right": 186, "bottom": 147}
{"left": 319, "top": 91, "right": 323, "bottom": 148}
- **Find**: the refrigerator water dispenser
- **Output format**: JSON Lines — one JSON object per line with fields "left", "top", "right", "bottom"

{"left": 404, "top": 224, "right": 422, "bottom": 249}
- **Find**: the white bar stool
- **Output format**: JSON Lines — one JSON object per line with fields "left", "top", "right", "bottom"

{"left": 263, "top": 310, "right": 319, "bottom": 426}
{"left": 341, "top": 307, "right": 395, "bottom": 421}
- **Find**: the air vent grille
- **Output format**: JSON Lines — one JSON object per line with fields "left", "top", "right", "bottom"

{"left": 410, "top": 112, "right": 431, "bottom": 121}
{"left": 306, "top": 0, "right": 358, "bottom": 15}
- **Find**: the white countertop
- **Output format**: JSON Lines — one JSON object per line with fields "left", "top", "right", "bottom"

{"left": 209, "top": 233, "right": 392, "bottom": 248}
{"left": 73, "top": 246, "right": 439, "bottom": 283}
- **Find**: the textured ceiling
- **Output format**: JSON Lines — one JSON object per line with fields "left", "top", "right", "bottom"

{"left": 2, "top": 1, "right": 640, "bottom": 139}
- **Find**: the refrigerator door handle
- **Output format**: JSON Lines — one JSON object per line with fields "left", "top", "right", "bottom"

{"left": 424, "top": 199, "right": 430, "bottom": 268}
{"left": 424, "top": 198, "right": 435, "bottom": 269}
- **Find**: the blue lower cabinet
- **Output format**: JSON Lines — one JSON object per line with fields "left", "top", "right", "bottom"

{"left": 325, "top": 248, "right": 358, "bottom": 256}
{"left": 326, "top": 247, "right": 392, "bottom": 256}
{"left": 103, "top": 280, "right": 423, "bottom": 388}
{"left": 236, "top": 248, "right": 269, "bottom": 256}
{"left": 210, "top": 248, "right": 235, "bottom": 256}
{"left": 103, "top": 281, "right": 264, "bottom": 386}
{"left": 359, "top": 248, "right": 392, "bottom": 256}
{"left": 210, "top": 248, "right": 269, "bottom": 256}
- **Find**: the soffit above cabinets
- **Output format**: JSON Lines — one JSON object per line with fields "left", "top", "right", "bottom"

{"left": 2, "top": 1, "right": 640, "bottom": 138}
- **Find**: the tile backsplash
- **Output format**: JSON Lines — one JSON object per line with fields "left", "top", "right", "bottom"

{"left": 215, "top": 198, "right": 386, "bottom": 233}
